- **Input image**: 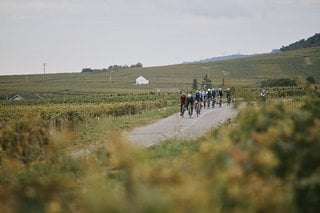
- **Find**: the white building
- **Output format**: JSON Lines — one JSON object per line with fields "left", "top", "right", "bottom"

{"left": 9, "top": 94, "right": 25, "bottom": 101}
{"left": 135, "top": 76, "right": 149, "bottom": 85}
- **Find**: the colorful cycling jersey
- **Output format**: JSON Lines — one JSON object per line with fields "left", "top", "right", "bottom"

{"left": 211, "top": 90, "right": 216, "bottom": 98}
{"left": 180, "top": 95, "right": 187, "bottom": 104}
{"left": 186, "top": 96, "right": 194, "bottom": 104}
{"left": 207, "top": 91, "right": 212, "bottom": 98}
{"left": 226, "top": 91, "right": 231, "bottom": 98}
{"left": 194, "top": 91, "right": 201, "bottom": 102}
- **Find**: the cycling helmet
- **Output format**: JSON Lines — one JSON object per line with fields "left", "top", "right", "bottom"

{"left": 227, "top": 88, "right": 230, "bottom": 91}
{"left": 187, "top": 94, "right": 192, "bottom": 98}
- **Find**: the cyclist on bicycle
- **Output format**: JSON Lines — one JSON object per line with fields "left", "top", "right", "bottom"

{"left": 211, "top": 88, "right": 216, "bottom": 107}
{"left": 218, "top": 88, "right": 223, "bottom": 97}
{"left": 218, "top": 88, "right": 223, "bottom": 106}
{"left": 179, "top": 92, "right": 187, "bottom": 116}
{"left": 194, "top": 90, "right": 201, "bottom": 103}
{"left": 206, "top": 88, "right": 212, "bottom": 108}
{"left": 260, "top": 88, "right": 268, "bottom": 102}
{"left": 202, "top": 90, "right": 207, "bottom": 108}
{"left": 226, "top": 88, "right": 232, "bottom": 105}
{"left": 194, "top": 90, "right": 202, "bottom": 116}
{"left": 186, "top": 92, "right": 194, "bottom": 117}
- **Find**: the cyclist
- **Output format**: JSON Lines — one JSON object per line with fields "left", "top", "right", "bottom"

{"left": 218, "top": 88, "right": 223, "bottom": 107}
{"left": 186, "top": 92, "right": 194, "bottom": 117}
{"left": 202, "top": 90, "right": 207, "bottom": 108}
{"left": 226, "top": 88, "right": 232, "bottom": 105}
{"left": 194, "top": 90, "right": 202, "bottom": 116}
{"left": 260, "top": 88, "right": 268, "bottom": 102}
{"left": 211, "top": 88, "right": 216, "bottom": 107}
{"left": 179, "top": 92, "right": 187, "bottom": 116}
{"left": 206, "top": 88, "right": 212, "bottom": 108}
{"left": 194, "top": 90, "right": 201, "bottom": 102}
{"left": 199, "top": 90, "right": 204, "bottom": 107}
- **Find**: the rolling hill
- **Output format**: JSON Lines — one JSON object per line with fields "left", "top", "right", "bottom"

{"left": 0, "top": 46, "right": 319, "bottom": 99}
{"left": 281, "top": 33, "right": 320, "bottom": 51}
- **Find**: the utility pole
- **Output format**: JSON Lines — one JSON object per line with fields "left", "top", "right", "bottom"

{"left": 43, "top": 63, "right": 46, "bottom": 81}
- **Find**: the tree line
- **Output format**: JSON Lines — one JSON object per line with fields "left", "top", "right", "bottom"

{"left": 280, "top": 33, "right": 320, "bottom": 51}
{"left": 82, "top": 62, "right": 143, "bottom": 73}
{"left": 192, "top": 74, "right": 213, "bottom": 91}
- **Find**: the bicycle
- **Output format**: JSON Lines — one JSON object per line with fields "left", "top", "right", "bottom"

{"left": 227, "top": 96, "right": 232, "bottom": 105}
{"left": 187, "top": 103, "right": 193, "bottom": 118}
{"left": 218, "top": 96, "right": 223, "bottom": 107}
{"left": 180, "top": 103, "right": 186, "bottom": 117}
{"left": 212, "top": 97, "right": 216, "bottom": 108}
{"left": 195, "top": 101, "right": 201, "bottom": 117}
{"left": 206, "top": 97, "right": 211, "bottom": 109}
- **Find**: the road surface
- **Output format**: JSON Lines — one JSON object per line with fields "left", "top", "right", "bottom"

{"left": 127, "top": 104, "right": 237, "bottom": 147}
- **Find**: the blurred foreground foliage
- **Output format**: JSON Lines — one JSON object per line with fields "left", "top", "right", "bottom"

{"left": 0, "top": 86, "right": 319, "bottom": 212}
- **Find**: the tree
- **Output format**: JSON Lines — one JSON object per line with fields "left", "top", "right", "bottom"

{"left": 202, "top": 74, "right": 212, "bottom": 89}
{"left": 130, "top": 63, "right": 143, "bottom": 68}
{"left": 280, "top": 33, "right": 320, "bottom": 51}
{"left": 81, "top": 68, "right": 93, "bottom": 73}
{"left": 136, "top": 62, "right": 143, "bottom": 68}
{"left": 192, "top": 79, "right": 198, "bottom": 91}
{"left": 306, "top": 76, "right": 316, "bottom": 84}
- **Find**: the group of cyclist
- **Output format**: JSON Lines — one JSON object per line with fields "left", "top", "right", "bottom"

{"left": 179, "top": 87, "right": 232, "bottom": 117}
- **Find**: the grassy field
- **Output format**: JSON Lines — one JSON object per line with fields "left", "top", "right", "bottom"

{"left": 1, "top": 47, "right": 319, "bottom": 99}
{"left": 0, "top": 47, "right": 319, "bottom": 212}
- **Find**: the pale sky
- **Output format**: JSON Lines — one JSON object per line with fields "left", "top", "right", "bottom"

{"left": 1, "top": 0, "right": 319, "bottom": 75}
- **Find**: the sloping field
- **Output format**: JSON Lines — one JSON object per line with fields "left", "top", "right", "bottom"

{"left": 0, "top": 47, "right": 319, "bottom": 98}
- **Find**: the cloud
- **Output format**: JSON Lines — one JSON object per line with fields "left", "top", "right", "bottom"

{"left": 0, "top": 0, "right": 91, "bottom": 13}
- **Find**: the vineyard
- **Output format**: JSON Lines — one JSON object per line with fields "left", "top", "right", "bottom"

{"left": 0, "top": 46, "right": 319, "bottom": 211}
{"left": 0, "top": 93, "right": 177, "bottom": 129}
{"left": 0, "top": 84, "right": 319, "bottom": 212}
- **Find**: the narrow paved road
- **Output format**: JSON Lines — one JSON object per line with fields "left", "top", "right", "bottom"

{"left": 127, "top": 104, "right": 237, "bottom": 147}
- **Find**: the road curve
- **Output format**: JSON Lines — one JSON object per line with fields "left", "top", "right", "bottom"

{"left": 127, "top": 104, "right": 237, "bottom": 147}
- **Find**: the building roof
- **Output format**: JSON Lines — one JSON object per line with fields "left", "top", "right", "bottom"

{"left": 9, "top": 94, "right": 43, "bottom": 101}
{"left": 136, "top": 76, "right": 148, "bottom": 80}
{"left": 9, "top": 94, "right": 25, "bottom": 101}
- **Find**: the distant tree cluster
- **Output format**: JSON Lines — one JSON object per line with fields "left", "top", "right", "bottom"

{"left": 130, "top": 62, "right": 143, "bottom": 68}
{"left": 261, "top": 78, "right": 298, "bottom": 87}
{"left": 280, "top": 33, "right": 320, "bottom": 51}
{"left": 306, "top": 76, "right": 316, "bottom": 84}
{"left": 81, "top": 68, "right": 107, "bottom": 73}
{"left": 201, "top": 74, "right": 213, "bottom": 89}
{"left": 192, "top": 79, "right": 198, "bottom": 91}
{"left": 81, "top": 62, "right": 143, "bottom": 73}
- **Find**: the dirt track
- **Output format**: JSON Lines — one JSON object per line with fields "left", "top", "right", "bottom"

{"left": 127, "top": 104, "right": 237, "bottom": 147}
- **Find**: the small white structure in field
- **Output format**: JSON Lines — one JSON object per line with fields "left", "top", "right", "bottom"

{"left": 135, "top": 76, "right": 149, "bottom": 85}
{"left": 9, "top": 94, "right": 25, "bottom": 101}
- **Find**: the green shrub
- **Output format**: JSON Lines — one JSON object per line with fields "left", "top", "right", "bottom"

{"left": 230, "top": 86, "right": 320, "bottom": 212}
{"left": 0, "top": 114, "right": 50, "bottom": 165}
{"left": 261, "top": 78, "right": 297, "bottom": 87}
{"left": 0, "top": 86, "right": 319, "bottom": 212}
